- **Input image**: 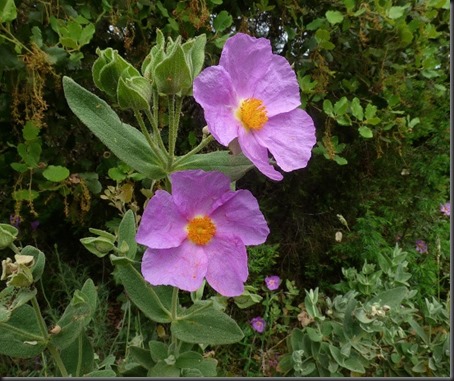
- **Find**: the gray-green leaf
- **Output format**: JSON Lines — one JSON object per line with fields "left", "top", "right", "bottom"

{"left": 63, "top": 76, "right": 166, "bottom": 180}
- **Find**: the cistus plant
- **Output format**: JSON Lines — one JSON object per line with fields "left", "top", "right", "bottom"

{"left": 1, "top": 30, "right": 316, "bottom": 376}
{"left": 278, "top": 245, "right": 450, "bottom": 377}
{"left": 0, "top": 227, "right": 106, "bottom": 377}
{"left": 67, "top": 31, "right": 315, "bottom": 376}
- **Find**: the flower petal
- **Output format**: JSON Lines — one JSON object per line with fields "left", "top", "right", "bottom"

{"left": 205, "top": 235, "right": 248, "bottom": 296}
{"left": 237, "top": 127, "right": 283, "bottom": 181}
{"left": 256, "top": 108, "right": 316, "bottom": 172}
{"left": 170, "top": 170, "right": 232, "bottom": 217}
{"left": 211, "top": 190, "right": 269, "bottom": 245}
{"left": 136, "top": 190, "right": 188, "bottom": 249}
{"left": 141, "top": 240, "right": 208, "bottom": 292}
{"left": 253, "top": 54, "right": 301, "bottom": 117}
{"left": 193, "top": 66, "right": 239, "bottom": 146}
{"left": 220, "top": 33, "right": 272, "bottom": 97}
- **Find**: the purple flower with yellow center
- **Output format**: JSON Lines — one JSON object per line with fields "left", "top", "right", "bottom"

{"left": 251, "top": 316, "right": 266, "bottom": 333}
{"left": 193, "top": 33, "right": 316, "bottom": 181}
{"left": 440, "top": 202, "right": 450, "bottom": 216}
{"left": 136, "top": 170, "right": 269, "bottom": 297}
{"left": 415, "top": 240, "right": 428, "bottom": 254}
{"left": 265, "top": 275, "right": 281, "bottom": 291}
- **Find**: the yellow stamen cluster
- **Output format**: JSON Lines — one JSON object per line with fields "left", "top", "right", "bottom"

{"left": 237, "top": 98, "right": 268, "bottom": 131}
{"left": 187, "top": 216, "right": 216, "bottom": 245}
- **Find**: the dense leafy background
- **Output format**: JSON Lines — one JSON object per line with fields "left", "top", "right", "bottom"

{"left": 0, "top": 0, "right": 450, "bottom": 376}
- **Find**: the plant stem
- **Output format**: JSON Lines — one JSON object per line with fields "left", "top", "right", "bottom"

{"left": 47, "top": 345, "right": 69, "bottom": 377}
{"left": 152, "top": 88, "right": 160, "bottom": 136}
{"left": 169, "top": 287, "right": 180, "bottom": 357}
{"left": 133, "top": 109, "right": 167, "bottom": 166}
{"left": 31, "top": 296, "right": 69, "bottom": 377}
{"left": 167, "top": 96, "right": 176, "bottom": 168}
{"left": 145, "top": 108, "right": 167, "bottom": 154}
{"left": 8, "top": 242, "right": 21, "bottom": 255}
{"left": 170, "top": 287, "right": 179, "bottom": 321}
{"left": 76, "top": 335, "right": 83, "bottom": 377}
{"left": 31, "top": 296, "right": 48, "bottom": 339}
{"left": 0, "top": 25, "right": 32, "bottom": 54}
{"left": 172, "top": 134, "right": 214, "bottom": 168}
{"left": 167, "top": 96, "right": 184, "bottom": 170}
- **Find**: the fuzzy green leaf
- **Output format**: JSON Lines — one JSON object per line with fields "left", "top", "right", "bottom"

{"left": 50, "top": 279, "right": 98, "bottom": 350}
{"left": 0, "top": 304, "right": 47, "bottom": 358}
{"left": 60, "top": 332, "right": 94, "bottom": 377}
{"left": 21, "top": 245, "right": 46, "bottom": 282}
{"left": 118, "top": 210, "right": 138, "bottom": 260}
{"left": 110, "top": 256, "right": 172, "bottom": 323}
{"left": 63, "top": 76, "right": 166, "bottom": 180}
{"left": 174, "top": 151, "right": 254, "bottom": 181}
{"left": 171, "top": 301, "right": 244, "bottom": 345}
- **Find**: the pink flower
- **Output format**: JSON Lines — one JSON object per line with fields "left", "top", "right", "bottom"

{"left": 440, "top": 202, "right": 450, "bottom": 216}
{"left": 415, "top": 240, "right": 428, "bottom": 254}
{"left": 136, "top": 170, "right": 269, "bottom": 297}
{"left": 193, "top": 33, "right": 316, "bottom": 181}
{"left": 251, "top": 316, "right": 266, "bottom": 333}
{"left": 265, "top": 275, "right": 281, "bottom": 291}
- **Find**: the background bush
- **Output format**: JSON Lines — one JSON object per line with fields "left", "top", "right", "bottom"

{"left": 0, "top": 0, "right": 450, "bottom": 377}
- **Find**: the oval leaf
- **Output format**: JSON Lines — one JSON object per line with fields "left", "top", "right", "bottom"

{"left": 358, "top": 126, "right": 373, "bottom": 138}
{"left": 171, "top": 302, "right": 244, "bottom": 345}
{"left": 43, "top": 165, "right": 70, "bottom": 182}
{"left": 110, "top": 256, "right": 172, "bottom": 323}
{"left": 63, "top": 76, "right": 166, "bottom": 180}
{"left": 174, "top": 151, "right": 254, "bottom": 181}
{"left": 0, "top": 304, "right": 47, "bottom": 358}
{"left": 118, "top": 210, "right": 138, "bottom": 260}
{"left": 325, "top": 10, "right": 344, "bottom": 25}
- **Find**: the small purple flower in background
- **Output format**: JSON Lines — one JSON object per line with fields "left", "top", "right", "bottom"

{"left": 415, "top": 240, "right": 428, "bottom": 254}
{"left": 136, "top": 170, "right": 269, "bottom": 297}
{"left": 251, "top": 316, "right": 266, "bottom": 333}
{"left": 440, "top": 202, "right": 450, "bottom": 216}
{"left": 30, "top": 220, "right": 40, "bottom": 231}
{"left": 193, "top": 33, "right": 316, "bottom": 181}
{"left": 265, "top": 275, "right": 281, "bottom": 291}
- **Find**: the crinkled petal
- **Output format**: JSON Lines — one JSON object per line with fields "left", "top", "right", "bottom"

{"left": 205, "top": 235, "right": 248, "bottom": 296}
{"left": 170, "top": 170, "right": 232, "bottom": 217}
{"left": 211, "top": 190, "right": 269, "bottom": 245}
{"left": 220, "top": 33, "right": 272, "bottom": 97}
{"left": 255, "top": 108, "right": 316, "bottom": 172}
{"left": 136, "top": 190, "right": 188, "bottom": 249}
{"left": 237, "top": 128, "right": 283, "bottom": 181}
{"left": 141, "top": 240, "right": 208, "bottom": 292}
{"left": 253, "top": 55, "right": 301, "bottom": 117}
{"left": 193, "top": 66, "right": 239, "bottom": 146}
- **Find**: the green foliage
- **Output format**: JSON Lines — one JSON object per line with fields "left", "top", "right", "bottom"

{"left": 278, "top": 245, "right": 450, "bottom": 377}
{"left": 0, "top": 0, "right": 449, "bottom": 377}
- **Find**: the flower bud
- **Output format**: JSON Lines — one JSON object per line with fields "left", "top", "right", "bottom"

{"left": 80, "top": 236, "right": 115, "bottom": 258}
{"left": 0, "top": 224, "right": 18, "bottom": 250}
{"left": 117, "top": 74, "right": 153, "bottom": 110}
{"left": 92, "top": 47, "right": 141, "bottom": 98}
{"left": 141, "top": 29, "right": 206, "bottom": 96}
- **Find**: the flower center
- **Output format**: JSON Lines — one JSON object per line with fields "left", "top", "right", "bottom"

{"left": 187, "top": 216, "right": 216, "bottom": 245}
{"left": 237, "top": 98, "right": 268, "bottom": 131}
